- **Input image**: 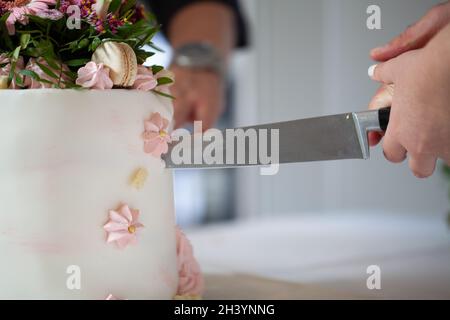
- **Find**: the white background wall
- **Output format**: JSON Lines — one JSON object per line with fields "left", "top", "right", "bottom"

{"left": 233, "top": 0, "right": 448, "bottom": 218}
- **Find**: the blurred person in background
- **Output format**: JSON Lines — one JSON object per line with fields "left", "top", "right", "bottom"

{"left": 143, "top": 0, "right": 248, "bottom": 225}
{"left": 144, "top": 0, "right": 248, "bottom": 130}
{"left": 368, "top": 1, "right": 450, "bottom": 178}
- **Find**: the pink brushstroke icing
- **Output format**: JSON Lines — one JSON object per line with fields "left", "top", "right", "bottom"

{"left": 142, "top": 112, "right": 172, "bottom": 158}
{"left": 17, "top": 240, "right": 65, "bottom": 254}
{"left": 103, "top": 204, "right": 144, "bottom": 249}
{"left": 175, "top": 227, "right": 204, "bottom": 296}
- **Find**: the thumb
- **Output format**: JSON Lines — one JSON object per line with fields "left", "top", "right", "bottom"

{"left": 370, "top": 3, "right": 450, "bottom": 61}
{"left": 368, "top": 59, "right": 397, "bottom": 84}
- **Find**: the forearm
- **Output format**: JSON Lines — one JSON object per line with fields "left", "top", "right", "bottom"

{"left": 167, "top": 2, "right": 236, "bottom": 64}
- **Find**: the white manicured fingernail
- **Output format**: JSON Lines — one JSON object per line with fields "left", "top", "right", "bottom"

{"left": 368, "top": 64, "right": 377, "bottom": 78}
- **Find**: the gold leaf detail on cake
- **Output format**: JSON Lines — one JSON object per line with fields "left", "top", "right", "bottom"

{"left": 130, "top": 168, "right": 148, "bottom": 190}
{"left": 173, "top": 295, "right": 202, "bottom": 300}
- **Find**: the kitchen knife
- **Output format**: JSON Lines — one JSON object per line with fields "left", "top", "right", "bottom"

{"left": 162, "top": 107, "right": 390, "bottom": 169}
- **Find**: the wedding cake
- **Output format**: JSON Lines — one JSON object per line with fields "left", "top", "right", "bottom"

{"left": 0, "top": 0, "right": 203, "bottom": 299}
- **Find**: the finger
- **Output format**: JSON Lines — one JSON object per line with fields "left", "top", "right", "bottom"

{"left": 370, "top": 3, "right": 450, "bottom": 61}
{"left": 408, "top": 154, "right": 437, "bottom": 178}
{"left": 368, "top": 61, "right": 396, "bottom": 84}
{"left": 382, "top": 131, "right": 407, "bottom": 163}
{"left": 368, "top": 85, "right": 394, "bottom": 111}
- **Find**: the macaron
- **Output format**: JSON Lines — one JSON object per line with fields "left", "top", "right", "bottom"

{"left": 92, "top": 41, "right": 137, "bottom": 87}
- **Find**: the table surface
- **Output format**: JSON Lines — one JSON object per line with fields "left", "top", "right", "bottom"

{"left": 187, "top": 210, "right": 450, "bottom": 299}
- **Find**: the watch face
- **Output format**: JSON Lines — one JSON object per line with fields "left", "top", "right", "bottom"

{"left": 174, "top": 43, "right": 224, "bottom": 75}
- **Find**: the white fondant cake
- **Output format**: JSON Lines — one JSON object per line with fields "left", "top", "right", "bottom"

{"left": 0, "top": 89, "right": 179, "bottom": 299}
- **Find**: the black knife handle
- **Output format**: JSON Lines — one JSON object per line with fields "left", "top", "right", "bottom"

{"left": 378, "top": 107, "right": 390, "bottom": 131}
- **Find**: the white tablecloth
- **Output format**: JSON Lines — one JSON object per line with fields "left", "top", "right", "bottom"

{"left": 187, "top": 210, "right": 450, "bottom": 299}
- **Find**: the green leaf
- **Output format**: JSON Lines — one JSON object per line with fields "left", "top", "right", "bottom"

{"left": 152, "top": 90, "right": 175, "bottom": 100}
{"left": 43, "top": 55, "right": 61, "bottom": 71}
{"left": 89, "top": 37, "right": 102, "bottom": 51}
{"left": 65, "top": 58, "right": 90, "bottom": 67}
{"left": 157, "top": 77, "right": 173, "bottom": 86}
{"left": 12, "top": 46, "right": 21, "bottom": 60}
{"left": 68, "top": 40, "right": 79, "bottom": 51}
{"left": 120, "top": 0, "right": 137, "bottom": 16}
{"left": 77, "top": 38, "right": 90, "bottom": 49}
{"left": 147, "top": 41, "right": 163, "bottom": 52}
{"left": 0, "top": 12, "right": 13, "bottom": 50}
{"left": 109, "top": 0, "right": 122, "bottom": 14}
{"left": 62, "top": 70, "right": 78, "bottom": 80}
{"left": 36, "top": 61, "right": 59, "bottom": 80}
{"left": 135, "top": 49, "right": 154, "bottom": 64}
{"left": 14, "top": 72, "right": 24, "bottom": 86}
{"left": 444, "top": 165, "right": 450, "bottom": 178}
{"left": 20, "top": 34, "right": 31, "bottom": 50}
{"left": 18, "top": 70, "right": 55, "bottom": 85}
{"left": 151, "top": 65, "right": 164, "bottom": 74}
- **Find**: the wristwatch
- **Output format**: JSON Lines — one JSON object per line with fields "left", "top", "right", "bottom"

{"left": 171, "top": 43, "right": 226, "bottom": 78}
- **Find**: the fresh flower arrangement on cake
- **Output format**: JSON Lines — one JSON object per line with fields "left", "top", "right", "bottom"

{"left": 0, "top": 0, "right": 173, "bottom": 95}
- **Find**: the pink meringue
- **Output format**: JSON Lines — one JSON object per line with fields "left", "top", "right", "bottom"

{"left": 142, "top": 112, "right": 172, "bottom": 158}
{"left": 103, "top": 204, "right": 144, "bottom": 249}
{"left": 131, "top": 65, "right": 157, "bottom": 91}
{"left": 76, "top": 61, "right": 114, "bottom": 89}
{"left": 175, "top": 227, "right": 204, "bottom": 296}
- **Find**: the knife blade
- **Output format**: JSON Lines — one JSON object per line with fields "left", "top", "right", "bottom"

{"left": 162, "top": 108, "right": 390, "bottom": 169}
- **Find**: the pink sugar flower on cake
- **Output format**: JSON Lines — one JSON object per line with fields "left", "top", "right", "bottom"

{"left": 76, "top": 61, "right": 114, "bottom": 89}
{"left": 103, "top": 204, "right": 144, "bottom": 249}
{"left": 175, "top": 227, "right": 204, "bottom": 296}
{"left": 131, "top": 65, "right": 158, "bottom": 91}
{"left": 142, "top": 112, "right": 172, "bottom": 158}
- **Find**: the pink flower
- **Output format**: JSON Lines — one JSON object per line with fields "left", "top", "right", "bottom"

{"left": 142, "top": 112, "right": 172, "bottom": 158}
{"left": 0, "top": 54, "right": 25, "bottom": 89}
{"left": 103, "top": 204, "right": 144, "bottom": 249}
{"left": 76, "top": 61, "right": 113, "bottom": 89}
{"left": 6, "top": 0, "right": 57, "bottom": 35}
{"left": 36, "top": 8, "right": 64, "bottom": 20}
{"left": 175, "top": 227, "right": 204, "bottom": 296}
{"left": 24, "top": 58, "right": 70, "bottom": 89}
{"left": 132, "top": 65, "right": 157, "bottom": 91}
